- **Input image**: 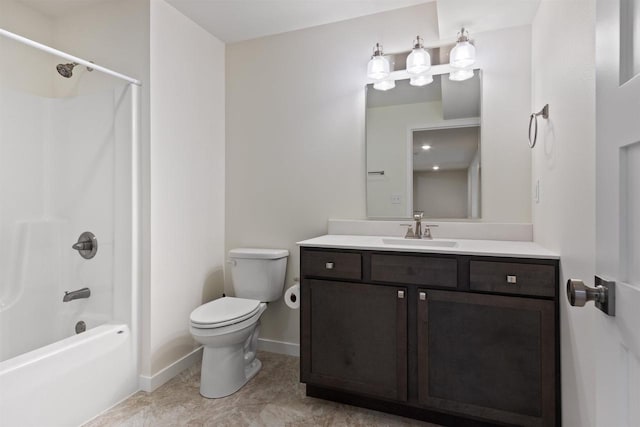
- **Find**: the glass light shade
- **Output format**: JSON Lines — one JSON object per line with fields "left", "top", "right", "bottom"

{"left": 373, "top": 79, "right": 395, "bottom": 91}
{"left": 410, "top": 74, "right": 433, "bottom": 87}
{"left": 407, "top": 48, "right": 431, "bottom": 75}
{"left": 449, "top": 68, "right": 474, "bottom": 81}
{"left": 367, "top": 55, "right": 390, "bottom": 80}
{"left": 450, "top": 41, "right": 476, "bottom": 68}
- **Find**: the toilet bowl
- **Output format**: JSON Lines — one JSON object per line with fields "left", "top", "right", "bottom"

{"left": 190, "top": 297, "right": 267, "bottom": 398}
{"left": 189, "top": 248, "right": 288, "bottom": 398}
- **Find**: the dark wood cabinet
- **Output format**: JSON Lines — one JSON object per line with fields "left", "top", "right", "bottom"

{"left": 301, "top": 250, "right": 362, "bottom": 280}
{"left": 371, "top": 253, "right": 458, "bottom": 288}
{"left": 469, "top": 260, "right": 556, "bottom": 297}
{"left": 417, "top": 290, "right": 556, "bottom": 427}
{"left": 300, "top": 247, "right": 560, "bottom": 427}
{"left": 301, "top": 279, "right": 407, "bottom": 401}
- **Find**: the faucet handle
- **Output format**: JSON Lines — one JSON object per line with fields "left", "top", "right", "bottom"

{"left": 400, "top": 223, "right": 415, "bottom": 238}
{"left": 422, "top": 224, "right": 439, "bottom": 239}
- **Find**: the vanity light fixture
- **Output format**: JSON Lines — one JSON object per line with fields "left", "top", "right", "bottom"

{"left": 450, "top": 27, "right": 476, "bottom": 69}
{"left": 366, "top": 43, "right": 390, "bottom": 80}
{"left": 432, "top": 165, "right": 440, "bottom": 171}
{"left": 449, "top": 68, "right": 474, "bottom": 81}
{"left": 406, "top": 36, "right": 431, "bottom": 75}
{"left": 421, "top": 144, "right": 431, "bottom": 150}
{"left": 373, "top": 79, "right": 395, "bottom": 91}
{"left": 367, "top": 30, "right": 477, "bottom": 90}
{"left": 410, "top": 73, "right": 434, "bottom": 87}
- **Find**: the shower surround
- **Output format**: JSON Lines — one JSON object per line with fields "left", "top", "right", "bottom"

{"left": 0, "top": 70, "right": 140, "bottom": 425}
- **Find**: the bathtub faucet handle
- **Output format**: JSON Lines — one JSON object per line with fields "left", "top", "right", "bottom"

{"left": 72, "top": 231, "right": 97, "bottom": 259}
{"left": 72, "top": 241, "right": 91, "bottom": 251}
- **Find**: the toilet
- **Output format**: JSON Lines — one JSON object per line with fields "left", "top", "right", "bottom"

{"left": 189, "top": 248, "right": 289, "bottom": 398}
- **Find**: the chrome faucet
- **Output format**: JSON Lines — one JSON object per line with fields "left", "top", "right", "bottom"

{"left": 413, "top": 211, "right": 424, "bottom": 239}
{"left": 63, "top": 287, "right": 91, "bottom": 302}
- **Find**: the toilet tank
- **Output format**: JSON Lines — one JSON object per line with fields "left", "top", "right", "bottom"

{"left": 228, "top": 248, "right": 289, "bottom": 302}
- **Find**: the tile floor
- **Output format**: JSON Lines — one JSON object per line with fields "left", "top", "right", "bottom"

{"left": 85, "top": 351, "right": 437, "bottom": 427}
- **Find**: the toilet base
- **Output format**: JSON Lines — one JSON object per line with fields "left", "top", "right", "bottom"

{"left": 245, "top": 358, "right": 262, "bottom": 383}
{"left": 198, "top": 321, "right": 263, "bottom": 398}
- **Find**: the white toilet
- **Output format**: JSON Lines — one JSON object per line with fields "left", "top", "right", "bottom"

{"left": 189, "top": 248, "right": 288, "bottom": 398}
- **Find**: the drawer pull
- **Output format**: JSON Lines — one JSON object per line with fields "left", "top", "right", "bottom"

{"left": 507, "top": 275, "right": 517, "bottom": 284}
{"left": 419, "top": 292, "right": 426, "bottom": 300}
{"left": 398, "top": 290, "right": 405, "bottom": 299}
{"left": 325, "top": 262, "right": 334, "bottom": 270}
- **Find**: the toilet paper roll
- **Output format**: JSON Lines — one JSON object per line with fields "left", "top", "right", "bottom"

{"left": 284, "top": 283, "right": 300, "bottom": 309}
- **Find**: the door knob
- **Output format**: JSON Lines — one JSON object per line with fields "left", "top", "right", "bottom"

{"left": 566, "top": 279, "right": 604, "bottom": 306}
{"left": 566, "top": 277, "right": 615, "bottom": 316}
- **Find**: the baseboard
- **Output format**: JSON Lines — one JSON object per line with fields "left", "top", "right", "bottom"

{"left": 138, "top": 340, "right": 295, "bottom": 393}
{"left": 257, "top": 338, "right": 300, "bottom": 357}
{"left": 138, "top": 346, "right": 203, "bottom": 392}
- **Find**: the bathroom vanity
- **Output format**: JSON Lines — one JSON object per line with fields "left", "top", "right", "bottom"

{"left": 298, "top": 235, "right": 559, "bottom": 427}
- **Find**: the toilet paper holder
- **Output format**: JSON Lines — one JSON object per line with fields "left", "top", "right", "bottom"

{"left": 284, "top": 278, "right": 300, "bottom": 309}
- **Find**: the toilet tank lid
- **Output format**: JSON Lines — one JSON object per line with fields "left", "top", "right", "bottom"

{"left": 229, "top": 248, "right": 289, "bottom": 259}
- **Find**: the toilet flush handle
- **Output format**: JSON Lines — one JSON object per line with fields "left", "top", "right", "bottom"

{"left": 226, "top": 259, "right": 237, "bottom": 266}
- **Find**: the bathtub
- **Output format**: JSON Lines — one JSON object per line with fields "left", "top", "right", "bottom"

{"left": 0, "top": 323, "right": 138, "bottom": 427}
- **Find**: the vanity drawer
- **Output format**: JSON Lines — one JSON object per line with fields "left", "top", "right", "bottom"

{"left": 371, "top": 254, "right": 457, "bottom": 288}
{"left": 470, "top": 260, "right": 556, "bottom": 297}
{"left": 302, "top": 250, "right": 362, "bottom": 280}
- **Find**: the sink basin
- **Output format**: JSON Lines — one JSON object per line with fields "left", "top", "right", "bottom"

{"left": 382, "top": 238, "right": 458, "bottom": 248}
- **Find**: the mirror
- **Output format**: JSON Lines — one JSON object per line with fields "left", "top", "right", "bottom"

{"left": 366, "top": 71, "right": 481, "bottom": 219}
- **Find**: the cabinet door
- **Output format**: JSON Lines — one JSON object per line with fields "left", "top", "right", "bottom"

{"left": 417, "top": 290, "right": 556, "bottom": 427}
{"left": 301, "top": 279, "right": 407, "bottom": 401}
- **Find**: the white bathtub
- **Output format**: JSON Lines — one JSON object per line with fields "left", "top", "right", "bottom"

{"left": 0, "top": 323, "right": 138, "bottom": 427}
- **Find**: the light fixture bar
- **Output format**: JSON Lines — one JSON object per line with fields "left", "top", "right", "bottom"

{"left": 366, "top": 63, "right": 479, "bottom": 84}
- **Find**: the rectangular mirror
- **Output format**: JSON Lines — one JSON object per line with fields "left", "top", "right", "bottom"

{"left": 366, "top": 71, "right": 481, "bottom": 219}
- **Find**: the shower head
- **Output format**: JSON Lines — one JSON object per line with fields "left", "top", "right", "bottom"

{"left": 56, "top": 62, "right": 76, "bottom": 78}
{"left": 56, "top": 62, "right": 94, "bottom": 78}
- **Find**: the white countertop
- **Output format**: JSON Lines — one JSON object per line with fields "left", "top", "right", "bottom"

{"left": 297, "top": 234, "right": 559, "bottom": 260}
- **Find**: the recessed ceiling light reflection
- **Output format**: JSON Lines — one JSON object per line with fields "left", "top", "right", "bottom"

{"left": 421, "top": 144, "right": 431, "bottom": 150}
{"left": 432, "top": 165, "right": 440, "bottom": 171}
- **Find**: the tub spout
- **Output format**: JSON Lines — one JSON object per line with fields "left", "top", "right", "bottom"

{"left": 63, "top": 287, "right": 91, "bottom": 302}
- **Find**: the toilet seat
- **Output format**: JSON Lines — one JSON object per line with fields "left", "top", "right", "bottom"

{"left": 190, "top": 297, "right": 261, "bottom": 329}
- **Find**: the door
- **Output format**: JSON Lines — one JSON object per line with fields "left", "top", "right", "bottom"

{"left": 592, "top": 0, "right": 640, "bottom": 425}
{"left": 417, "top": 289, "right": 556, "bottom": 427}
{"left": 301, "top": 279, "right": 407, "bottom": 401}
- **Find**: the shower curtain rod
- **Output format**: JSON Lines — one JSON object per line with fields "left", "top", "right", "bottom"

{"left": 0, "top": 28, "right": 142, "bottom": 86}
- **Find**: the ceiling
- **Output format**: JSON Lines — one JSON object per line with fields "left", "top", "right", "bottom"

{"left": 165, "top": 0, "right": 433, "bottom": 43}
{"left": 166, "top": 0, "right": 540, "bottom": 43}
{"left": 413, "top": 126, "right": 479, "bottom": 171}
{"left": 17, "top": 0, "right": 541, "bottom": 44}
{"left": 436, "top": 0, "right": 540, "bottom": 39}
{"left": 18, "top": 0, "right": 109, "bottom": 18}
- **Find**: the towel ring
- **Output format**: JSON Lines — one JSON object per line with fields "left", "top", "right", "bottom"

{"left": 528, "top": 104, "right": 549, "bottom": 148}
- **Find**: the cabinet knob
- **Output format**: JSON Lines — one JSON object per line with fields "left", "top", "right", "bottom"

{"left": 397, "top": 290, "right": 405, "bottom": 299}
{"left": 419, "top": 292, "right": 426, "bottom": 300}
{"left": 506, "top": 275, "right": 517, "bottom": 284}
{"left": 325, "top": 262, "right": 334, "bottom": 270}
